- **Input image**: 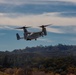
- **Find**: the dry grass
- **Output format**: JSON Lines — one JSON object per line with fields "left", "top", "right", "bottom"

{"left": 0, "top": 71, "right": 9, "bottom": 75}
{"left": 0, "top": 68, "right": 76, "bottom": 75}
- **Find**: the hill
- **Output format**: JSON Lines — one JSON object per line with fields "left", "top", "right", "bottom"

{"left": 0, "top": 44, "right": 76, "bottom": 74}
{"left": 12, "top": 44, "right": 76, "bottom": 57}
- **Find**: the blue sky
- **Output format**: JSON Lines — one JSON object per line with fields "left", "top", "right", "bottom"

{"left": 0, "top": 0, "right": 76, "bottom": 51}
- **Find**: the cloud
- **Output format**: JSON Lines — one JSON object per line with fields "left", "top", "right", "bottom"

{"left": 63, "top": 26, "right": 76, "bottom": 33}
{"left": 51, "top": 25, "right": 76, "bottom": 34}
{"left": 57, "top": 0, "right": 76, "bottom": 3}
{"left": 0, "top": 12, "right": 76, "bottom": 34}
{"left": 0, "top": 1, "right": 76, "bottom": 34}
{"left": 38, "top": 38, "right": 52, "bottom": 43}
{"left": 58, "top": 12, "right": 76, "bottom": 17}
{"left": 0, "top": 0, "right": 76, "bottom": 5}
{"left": 0, "top": 12, "right": 76, "bottom": 26}
{"left": 0, "top": 1, "right": 76, "bottom": 14}
{"left": 46, "top": 27, "right": 63, "bottom": 33}
{"left": 71, "top": 38, "right": 76, "bottom": 41}
{"left": 0, "top": 25, "right": 16, "bottom": 31}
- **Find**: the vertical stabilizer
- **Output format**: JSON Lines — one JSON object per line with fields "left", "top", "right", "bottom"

{"left": 16, "top": 33, "right": 20, "bottom": 40}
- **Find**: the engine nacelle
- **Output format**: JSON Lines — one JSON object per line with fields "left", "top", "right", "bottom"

{"left": 42, "top": 27, "right": 47, "bottom": 35}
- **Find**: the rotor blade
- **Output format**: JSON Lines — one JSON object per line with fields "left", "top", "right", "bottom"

{"left": 24, "top": 25, "right": 31, "bottom": 28}
{"left": 15, "top": 26, "right": 31, "bottom": 29}
{"left": 39, "top": 24, "right": 52, "bottom": 28}
{"left": 42, "top": 24, "right": 52, "bottom": 27}
{"left": 15, "top": 27, "right": 24, "bottom": 29}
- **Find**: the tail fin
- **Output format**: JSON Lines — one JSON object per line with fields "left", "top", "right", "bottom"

{"left": 16, "top": 33, "right": 20, "bottom": 40}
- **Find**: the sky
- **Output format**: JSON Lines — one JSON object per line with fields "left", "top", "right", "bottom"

{"left": 0, "top": 0, "right": 76, "bottom": 51}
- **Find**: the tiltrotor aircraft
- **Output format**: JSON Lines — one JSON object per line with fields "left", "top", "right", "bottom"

{"left": 16, "top": 24, "right": 51, "bottom": 41}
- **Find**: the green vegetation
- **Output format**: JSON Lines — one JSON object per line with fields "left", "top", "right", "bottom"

{"left": 0, "top": 44, "right": 76, "bottom": 75}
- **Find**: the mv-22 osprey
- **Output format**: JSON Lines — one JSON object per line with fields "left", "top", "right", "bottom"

{"left": 16, "top": 24, "right": 51, "bottom": 41}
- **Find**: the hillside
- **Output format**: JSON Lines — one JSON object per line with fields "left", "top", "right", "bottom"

{"left": 0, "top": 44, "right": 76, "bottom": 74}
{"left": 12, "top": 44, "right": 76, "bottom": 57}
